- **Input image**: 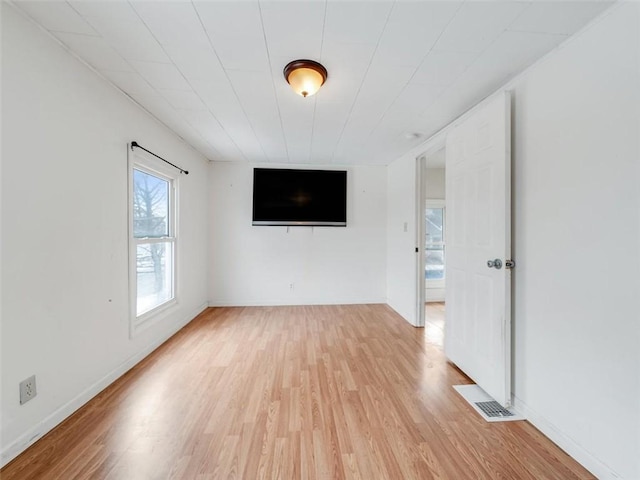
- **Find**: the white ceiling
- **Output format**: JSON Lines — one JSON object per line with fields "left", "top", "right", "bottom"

{"left": 14, "top": 0, "right": 613, "bottom": 166}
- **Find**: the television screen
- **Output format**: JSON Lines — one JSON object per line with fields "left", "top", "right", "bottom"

{"left": 252, "top": 168, "right": 347, "bottom": 226}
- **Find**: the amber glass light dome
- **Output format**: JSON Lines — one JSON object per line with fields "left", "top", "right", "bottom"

{"left": 283, "top": 60, "right": 327, "bottom": 97}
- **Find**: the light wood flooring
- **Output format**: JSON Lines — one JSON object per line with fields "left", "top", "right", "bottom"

{"left": 425, "top": 302, "right": 446, "bottom": 346}
{"left": 1, "top": 304, "right": 594, "bottom": 479}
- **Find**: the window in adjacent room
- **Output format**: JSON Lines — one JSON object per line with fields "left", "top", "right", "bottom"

{"left": 425, "top": 205, "right": 445, "bottom": 281}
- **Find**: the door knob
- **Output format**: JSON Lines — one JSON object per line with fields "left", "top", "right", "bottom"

{"left": 487, "top": 259, "right": 502, "bottom": 269}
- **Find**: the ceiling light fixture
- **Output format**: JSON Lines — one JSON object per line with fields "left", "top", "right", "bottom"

{"left": 283, "top": 59, "right": 327, "bottom": 98}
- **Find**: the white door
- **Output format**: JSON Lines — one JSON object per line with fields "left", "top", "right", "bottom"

{"left": 444, "top": 92, "right": 512, "bottom": 407}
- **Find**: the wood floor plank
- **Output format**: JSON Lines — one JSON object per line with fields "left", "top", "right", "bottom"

{"left": 1, "top": 304, "right": 596, "bottom": 480}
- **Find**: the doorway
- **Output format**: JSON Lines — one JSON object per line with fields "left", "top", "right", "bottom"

{"left": 415, "top": 92, "right": 512, "bottom": 406}
{"left": 425, "top": 201, "right": 445, "bottom": 345}
{"left": 416, "top": 147, "right": 446, "bottom": 341}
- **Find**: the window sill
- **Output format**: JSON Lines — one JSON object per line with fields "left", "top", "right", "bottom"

{"left": 130, "top": 298, "right": 178, "bottom": 338}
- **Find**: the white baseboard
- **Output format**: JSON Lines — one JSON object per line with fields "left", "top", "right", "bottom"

{"left": 425, "top": 288, "right": 445, "bottom": 302}
{"left": 208, "top": 298, "right": 387, "bottom": 307}
{"left": 0, "top": 302, "right": 208, "bottom": 468}
{"left": 386, "top": 302, "right": 418, "bottom": 327}
{"left": 511, "top": 395, "right": 622, "bottom": 480}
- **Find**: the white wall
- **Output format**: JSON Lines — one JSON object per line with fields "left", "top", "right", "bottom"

{"left": 386, "top": 157, "right": 419, "bottom": 324}
{"left": 386, "top": 3, "right": 640, "bottom": 478}
{"left": 209, "top": 162, "right": 386, "bottom": 306}
{"left": 425, "top": 167, "right": 445, "bottom": 200}
{"left": 1, "top": 4, "right": 210, "bottom": 466}
{"left": 510, "top": 4, "right": 639, "bottom": 479}
{"left": 387, "top": 158, "right": 447, "bottom": 320}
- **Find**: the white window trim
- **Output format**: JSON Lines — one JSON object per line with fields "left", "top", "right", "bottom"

{"left": 128, "top": 149, "right": 180, "bottom": 338}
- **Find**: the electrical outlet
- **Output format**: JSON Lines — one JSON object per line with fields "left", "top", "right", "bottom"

{"left": 289, "top": 282, "right": 295, "bottom": 291}
{"left": 20, "top": 375, "right": 37, "bottom": 405}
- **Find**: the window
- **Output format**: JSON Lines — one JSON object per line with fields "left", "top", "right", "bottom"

{"left": 130, "top": 160, "right": 177, "bottom": 331}
{"left": 425, "top": 206, "right": 445, "bottom": 281}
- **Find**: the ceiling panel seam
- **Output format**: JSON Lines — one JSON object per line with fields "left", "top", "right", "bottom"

{"left": 363, "top": 1, "right": 466, "bottom": 153}
{"left": 329, "top": 0, "right": 397, "bottom": 163}
{"left": 189, "top": 2, "right": 270, "bottom": 162}
{"left": 126, "top": 0, "right": 231, "bottom": 161}
{"left": 257, "top": 0, "right": 291, "bottom": 163}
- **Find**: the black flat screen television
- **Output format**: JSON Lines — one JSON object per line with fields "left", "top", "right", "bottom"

{"left": 252, "top": 168, "right": 347, "bottom": 226}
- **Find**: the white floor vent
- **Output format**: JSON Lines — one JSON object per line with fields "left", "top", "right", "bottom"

{"left": 453, "top": 384, "right": 525, "bottom": 423}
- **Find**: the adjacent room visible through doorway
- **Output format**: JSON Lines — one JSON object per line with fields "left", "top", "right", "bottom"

{"left": 417, "top": 147, "right": 446, "bottom": 332}
{"left": 425, "top": 301, "right": 445, "bottom": 346}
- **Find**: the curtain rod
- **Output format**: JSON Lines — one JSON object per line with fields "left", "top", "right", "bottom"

{"left": 130, "top": 141, "right": 189, "bottom": 175}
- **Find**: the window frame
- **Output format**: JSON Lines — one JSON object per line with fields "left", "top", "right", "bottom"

{"left": 128, "top": 150, "right": 179, "bottom": 337}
